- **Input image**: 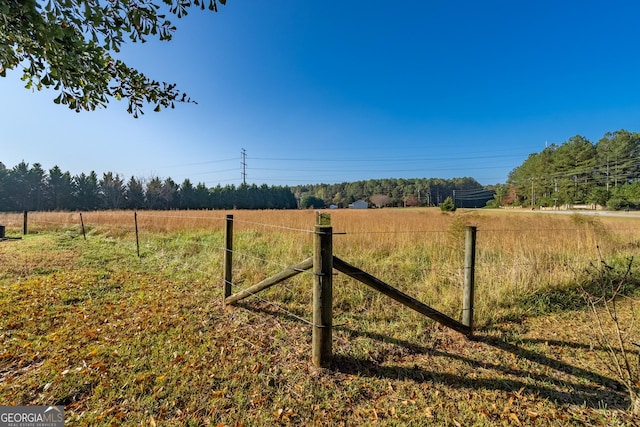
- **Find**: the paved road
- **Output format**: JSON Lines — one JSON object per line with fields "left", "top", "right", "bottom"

{"left": 502, "top": 209, "right": 640, "bottom": 218}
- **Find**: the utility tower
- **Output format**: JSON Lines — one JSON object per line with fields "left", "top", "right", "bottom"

{"left": 241, "top": 148, "right": 247, "bottom": 185}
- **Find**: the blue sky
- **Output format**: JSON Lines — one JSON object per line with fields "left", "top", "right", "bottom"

{"left": 3, "top": 0, "right": 640, "bottom": 187}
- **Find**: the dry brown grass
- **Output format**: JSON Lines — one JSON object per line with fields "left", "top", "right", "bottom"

{"left": 2, "top": 208, "right": 640, "bottom": 424}
{"left": 3, "top": 208, "right": 639, "bottom": 327}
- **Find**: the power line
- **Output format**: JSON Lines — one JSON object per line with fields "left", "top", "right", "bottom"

{"left": 250, "top": 153, "right": 528, "bottom": 163}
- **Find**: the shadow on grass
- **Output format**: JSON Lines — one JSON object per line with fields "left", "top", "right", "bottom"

{"left": 234, "top": 301, "right": 630, "bottom": 410}
{"left": 332, "top": 326, "right": 630, "bottom": 410}
{"left": 236, "top": 302, "right": 629, "bottom": 410}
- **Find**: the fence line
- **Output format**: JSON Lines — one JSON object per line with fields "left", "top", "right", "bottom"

{"left": 230, "top": 218, "right": 315, "bottom": 234}
{"left": 9, "top": 210, "right": 632, "bottom": 284}
{"left": 230, "top": 251, "right": 320, "bottom": 293}
{"left": 5, "top": 209, "right": 640, "bottom": 369}
{"left": 12, "top": 210, "right": 634, "bottom": 266}
{"left": 8, "top": 211, "right": 640, "bottom": 298}
{"left": 224, "top": 213, "right": 476, "bottom": 368}
{"left": 227, "top": 280, "right": 316, "bottom": 327}
{"left": 8, "top": 210, "right": 640, "bottom": 235}
{"left": 222, "top": 213, "right": 318, "bottom": 329}
{"left": 132, "top": 212, "right": 228, "bottom": 221}
{"left": 335, "top": 230, "right": 451, "bottom": 235}
{"left": 226, "top": 282, "right": 316, "bottom": 328}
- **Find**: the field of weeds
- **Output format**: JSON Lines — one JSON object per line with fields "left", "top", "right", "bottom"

{"left": 0, "top": 208, "right": 639, "bottom": 425}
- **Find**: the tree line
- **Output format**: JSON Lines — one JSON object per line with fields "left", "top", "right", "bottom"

{"left": 505, "top": 129, "right": 640, "bottom": 209}
{"left": 292, "top": 177, "right": 493, "bottom": 209}
{"left": 0, "top": 161, "right": 496, "bottom": 212}
{"left": 6, "top": 127, "right": 638, "bottom": 213}
{"left": 0, "top": 162, "right": 297, "bottom": 211}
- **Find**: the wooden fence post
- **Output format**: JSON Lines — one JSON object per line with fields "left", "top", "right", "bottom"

{"left": 80, "top": 213, "right": 86, "bottom": 240}
{"left": 0, "top": 224, "right": 5, "bottom": 239}
{"left": 224, "top": 214, "right": 234, "bottom": 301}
{"left": 313, "top": 213, "right": 333, "bottom": 367}
{"left": 23, "top": 211, "right": 28, "bottom": 235}
{"left": 462, "top": 226, "right": 477, "bottom": 335}
{"left": 134, "top": 212, "right": 140, "bottom": 257}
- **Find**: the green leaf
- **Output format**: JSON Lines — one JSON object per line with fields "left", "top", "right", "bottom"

{"left": 3, "top": 0, "right": 223, "bottom": 115}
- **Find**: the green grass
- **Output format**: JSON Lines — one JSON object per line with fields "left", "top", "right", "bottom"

{"left": 0, "top": 225, "right": 639, "bottom": 425}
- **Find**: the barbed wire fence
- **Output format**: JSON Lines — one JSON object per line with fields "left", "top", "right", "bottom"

{"left": 2, "top": 209, "right": 639, "bottom": 364}
{"left": 4, "top": 210, "right": 639, "bottom": 288}
{"left": 3, "top": 209, "right": 639, "bottom": 292}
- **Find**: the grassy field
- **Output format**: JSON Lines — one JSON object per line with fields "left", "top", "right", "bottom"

{"left": 0, "top": 208, "right": 639, "bottom": 425}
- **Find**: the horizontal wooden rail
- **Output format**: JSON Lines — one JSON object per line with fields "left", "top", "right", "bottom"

{"left": 225, "top": 257, "right": 313, "bottom": 305}
{"left": 333, "top": 256, "right": 471, "bottom": 336}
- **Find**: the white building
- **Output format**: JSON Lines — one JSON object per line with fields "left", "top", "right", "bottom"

{"left": 348, "top": 200, "right": 368, "bottom": 209}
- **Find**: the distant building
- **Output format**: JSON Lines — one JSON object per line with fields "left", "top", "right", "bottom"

{"left": 348, "top": 200, "right": 368, "bottom": 209}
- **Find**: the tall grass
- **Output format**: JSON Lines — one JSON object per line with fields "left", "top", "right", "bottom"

{"left": 2, "top": 208, "right": 638, "bottom": 328}
{"left": 2, "top": 208, "right": 640, "bottom": 424}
